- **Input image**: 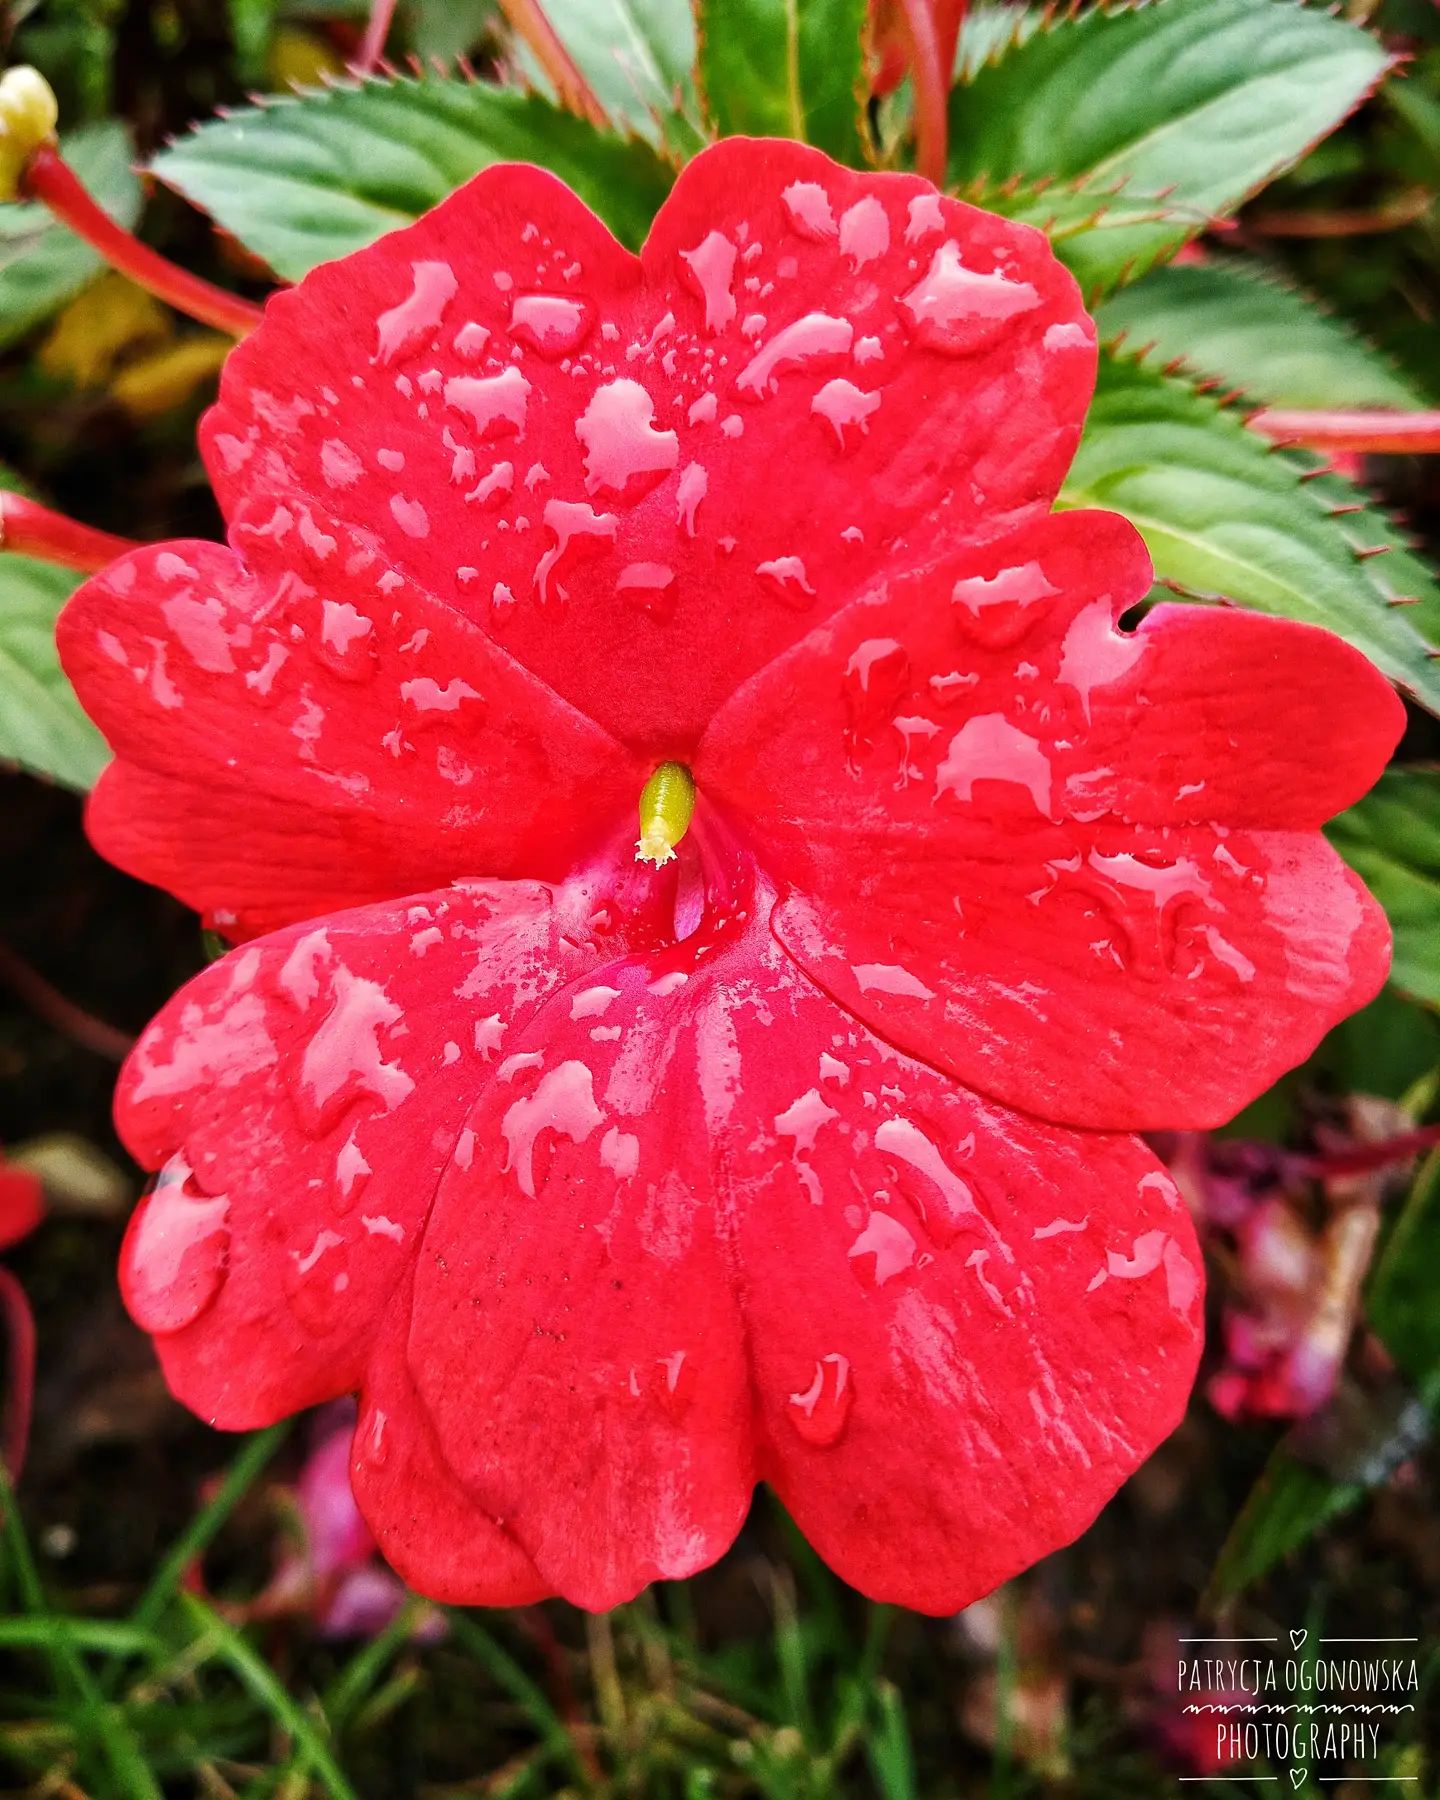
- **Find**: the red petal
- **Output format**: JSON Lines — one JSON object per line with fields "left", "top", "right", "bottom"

{"left": 115, "top": 872, "right": 663, "bottom": 1425}
{"left": 60, "top": 524, "right": 641, "bottom": 937}
{"left": 350, "top": 1284, "right": 547, "bottom": 1605}
{"left": 401, "top": 936, "right": 756, "bottom": 1610}
{"left": 0, "top": 1164, "right": 43, "bottom": 1251}
{"left": 199, "top": 140, "right": 1094, "bottom": 752}
{"left": 698, "top": 511, "right": 1400, "bottom": 1129}
{"left": 720, "top": 933, "right": 1202, "bottom": 1614}
{"left": 372, "top": 880, "right": 1198, "bottom": 1611}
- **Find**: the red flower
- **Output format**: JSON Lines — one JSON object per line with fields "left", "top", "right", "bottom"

{"left": 0, "top": 1158, "right": 43, "bottom": 1254}
{"left": 58, "top": 140, "right": 1399, "bottom": 1612}
{"left": 0, "top": 1150, "right": 44, "bottom": 1479}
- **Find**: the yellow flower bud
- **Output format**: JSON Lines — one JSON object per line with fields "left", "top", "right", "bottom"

{"left": 0, "top": 66, "right": 59, "bottom": 202}
{"left": 636, "top": 762, "right": 696, "bottom": 867}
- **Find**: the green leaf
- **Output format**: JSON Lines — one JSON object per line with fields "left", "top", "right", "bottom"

{"left": 1096, "top": 257, "right": 1425, "bottom": 409}
{"left": 150, "top": 72, "right": 674, "bottom": 281}
{"left": 0, "top": 468, "right": 107, "bottom": 791}
{"left": 1208, "top": 1375, "right": 1433, "bottom": 1602}
{"left": 409, "top": 0, "right": 494, "bottom": 64}
{"left": 179, "top": 1595, "right": 359, "bottom": 1800}
{"left": 227, "top": 0, "right": 279, "bottom": 87}
{"left": 510, "top": 0, "right": 706, "bottom": 155}
{"left": 695, "top": 0, "right": 870, "bottom": 164}
{"left": 1328, "top": 769, "right": 1440, "bottom": 1008}
{"left": 0, "top": 122, "right": 141, "bottom": 351}
{"left": 1208, "top": 1453, "right": 1365, "bottom": 1604}
{"left": 1369, "top": 1151, "right": 1440, "bottom": 1394}
{"left": 957, "top": 4, "right": 1039, "bottom": 78}
{"left": 0, "top": 550, "right": 107, "bottom": 791}
{"left": 1318, "top": 988, "right": 1440, "bottom": 1105}
{"left": 948, "top": 0, "right": 1392, "bottom": 295}
{"left": 1061, "top": 351, "right": 1440, "bottom": 714}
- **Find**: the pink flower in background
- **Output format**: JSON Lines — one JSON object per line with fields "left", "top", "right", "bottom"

{"left": 253, "top": 1402, "right": 444, "bottom": 1640}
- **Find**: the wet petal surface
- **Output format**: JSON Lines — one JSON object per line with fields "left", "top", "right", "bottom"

{"left": 698, "top": 511, "right": 1401, "bottom": 1128}
{"left": 61, "top": 524, "right": 642, "bottom": 939}
{"left": 116, "top": 871, "right": 667, "bottom": 1425}
{"left": 199, "top": 140, "right": 1094, "bottom": 753}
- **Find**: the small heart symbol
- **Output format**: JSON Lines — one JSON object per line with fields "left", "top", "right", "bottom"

{"left": 1290, "top": 1770, "right": 1307, "bottom": 1792}
{"left": 1290, "top": 1628, "right": 1308, "bottom": 1650}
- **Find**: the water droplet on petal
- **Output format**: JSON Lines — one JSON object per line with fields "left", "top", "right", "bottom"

{"left": 320, "top": 438, "right": 363, "bottom": 489}
{"left": 679, "top": 230, "right": 738, "bottom": 333}
{"left": 951, "top": 561, "right": 1058, "bottom": 649}
{"left": 787, "top": 1353, "right": 853, "bottom": 1446}
{"left": 899, "top": 241, "right": 1039, "bottom": 355}
{"left": 839, "top": 196, "right": 889, "bottom": 268}
{"left": 453, "top": 320, "right": 490, "bottom": 362}
{"left": 500, "top": 1060, "right": 604, "bottom": 1198}
{"left": 811, "top": 378, "right": 881, "bottom": 451}
{"left": 373, "top": 260, "right": 457, "bottom": 366}
{"left": 676, "top": 463, "right": 708, "bottom": 537}
{"left": 936, "top": 714, "right": 1054, "bottom": 818}
{"left": 574, "top": 378, "right": 679, "bottom": 502}
{"left": 360, "top": 1408, "right": 389, "bottom": 1467}
{"left": 848, "top": 1210, "right": 918, "bottom": 1288}
{"left": 389, "top": 495, "right": 429, "bottom": 539}
{"left": 757, "top": 556, "right": 816, "bottom": 608}
{"left": 653, "top": 1349, "right": 695, "bottom": 1422}
{"left": 509, "top": 291, "right": 595, "bottom": 359}
{"left": 122, "top": 1153, "right": 230, "bottom": 1334}
{"left": 466, "top": 460, "right": 514, "bottom": 508}
{"left": 737, "top": 313, "right": 853, "bottom": 400}
{"left": 400, "top": 675, "right": 482, "bottom": 720}
{"left": 284, "top": 1225, "right": 352, "bottom": 1334}
{"left": 781, "top": 180, "right": 838, "bottom": 241}
{"left": 599, "top": 1124, "right": 640, "bottom": 1178}
{"left": 443, "top": 366, "right": 531, "bottom": 441}
{"left": 285, "top": 969, "right": 415, "bottom": 1137}
{"left": 534, "top": 499, "right": 618, "bottom": 601}
{"left": 336, "top": 1135, "right": 371, "bottom": 1206}
{"left": 616, "top": 561, "right": 676, "bottom": 620}
{"left": 873, "top": 1118, "right": 991, "bottom": 1250}
{"left": 1056, "top": 598, "right": 1145, "bottom": 720}
{"left": 904, "top": 193, "right": 945, "bottom": 243}
{"left": 316, "top": 600, "right": 375, "bottom": 681}
{"left": 843, "top": 637, "right": 909, "bottom": 756}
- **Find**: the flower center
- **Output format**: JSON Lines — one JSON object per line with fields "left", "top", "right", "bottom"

{"left": 635, "top": 761, "right": 696, "bottom": 867}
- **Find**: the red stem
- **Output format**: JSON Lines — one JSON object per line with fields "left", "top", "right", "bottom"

{"left": 0, "top": 1268, "right": 36, "bottom": 1485}
{"left": 22, "top": 144, "right": 264, "bottom": 339}
{"left": 355, "top": 0, "right": 399, "bottom": 72}
{"left": 898, "top": 0, "right": 950, "bottom": 188}
{"left": 1286, "top": 1124, "right": 1440, "bottom": 1182}
{"left": 496, "top": 0, "right": 608, "bottom": 127}
{"left": 1246, "top": 190, "right": 1432, "bottom": 239}
{"left": 517, "top": 1607, "right": 604, "bottom": 1784}
{"left": 934, "top": 0, "right": 968, "bottom": 87}
{"left": 1250, "top": 408, "right": 1440, "bottom": 456}
{"left": 0, "top": 940, "right": 136, "bottom": 1064}
{"left": 1, "top": 492, "right": 137, "bottom": 574}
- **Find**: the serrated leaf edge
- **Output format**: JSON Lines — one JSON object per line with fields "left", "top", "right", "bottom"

{"left": 951, "top": 0, "right": 1399, "bottom": 295}
{"left": 1091, "top": 342, "right": 1440, "bottom": 692}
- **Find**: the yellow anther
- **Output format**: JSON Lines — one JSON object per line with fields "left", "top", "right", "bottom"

{"left": 636, "top": 762, "right": 696, "bottom": 867}
{"left": 0, "top": 67, "right": 58, "bottom": 202}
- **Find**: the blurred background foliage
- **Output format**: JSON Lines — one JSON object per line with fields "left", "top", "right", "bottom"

{"left": 0, "top": 0, "right": 1438, "bottom": 1794}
